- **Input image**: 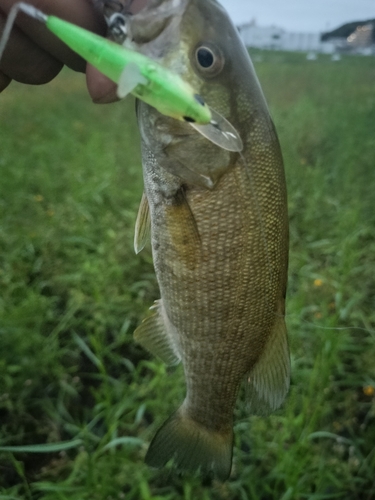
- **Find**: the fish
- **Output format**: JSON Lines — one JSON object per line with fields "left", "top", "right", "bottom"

{"left": 132, "top": 0, "right": 290, "bottom": 481}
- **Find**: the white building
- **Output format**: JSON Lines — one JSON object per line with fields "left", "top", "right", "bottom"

{"left": 238, "top": 21, "right": 335, "bottom": 53}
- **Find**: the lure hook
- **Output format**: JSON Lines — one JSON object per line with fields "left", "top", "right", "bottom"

{"left": 106, "top": 12, "right": 129, "bottom": 43}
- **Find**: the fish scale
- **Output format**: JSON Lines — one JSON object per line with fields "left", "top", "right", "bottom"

{"left": 133, "top": 0, "right": 289, "bottom": 480}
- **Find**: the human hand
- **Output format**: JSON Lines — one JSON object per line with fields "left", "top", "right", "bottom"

{"left": 0, "top": 0, "right": 148, "bottom": 103}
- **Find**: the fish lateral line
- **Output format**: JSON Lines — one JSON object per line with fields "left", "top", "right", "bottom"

{"left": 0, "top": 2, "right": 243, "bottom": 153}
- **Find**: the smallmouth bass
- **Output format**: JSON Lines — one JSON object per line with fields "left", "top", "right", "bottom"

{"left": 131, "top": 0, "right": 290, "bottom": 480}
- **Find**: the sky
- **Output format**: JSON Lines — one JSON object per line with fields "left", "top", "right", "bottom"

{"left": 218, "top": 0, "right": 375, "bottom": 33}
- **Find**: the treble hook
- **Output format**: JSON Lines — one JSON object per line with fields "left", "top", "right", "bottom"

{"left": 107, "top": 12, "right": 129, "bottom": 43}
{"left": 95, "top": 0, "right": 135, "bottom": 44}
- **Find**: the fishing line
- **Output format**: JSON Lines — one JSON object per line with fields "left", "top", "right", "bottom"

{"left": 0, "top": 3, "right": 47, "bottom": 60}
{"left": 284, "top": 315, "right": 375, "bottom": 336}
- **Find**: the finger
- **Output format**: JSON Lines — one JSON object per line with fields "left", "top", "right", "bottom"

{"left": 0, "top": 11, "right": 63, "bottom": 85}
{"left": 1, "top": 0, "right": 107, "bottom": 72}
{"left": 86, "top": 63, "right": 119, "bottom": 103}
{"left": 0, "top": 69, "right": 11, "bottom": 91}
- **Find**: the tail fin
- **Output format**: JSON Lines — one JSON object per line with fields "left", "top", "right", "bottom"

{"left": 145, "top": 407, "right": 233, "bottom": 481}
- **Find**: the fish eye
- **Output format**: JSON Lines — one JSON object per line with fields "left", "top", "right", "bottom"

{"left": 194, "top": 44, "right": 224, "bottom": 77}
{"left": 196, "top": 47, "right": 214, "bottom": 68}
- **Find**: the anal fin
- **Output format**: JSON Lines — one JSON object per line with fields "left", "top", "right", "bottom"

{"left": 246, "top": 314, "right": 290, "bottom": 415}
{"left": 134, "top": 300, "right": 181, "bottom": 366}
{"left": 134, "top": 192, "right": 151, "bottom": 254}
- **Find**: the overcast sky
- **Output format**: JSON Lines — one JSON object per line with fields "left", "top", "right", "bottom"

{"left": 218, "top": 0, "right": 375, "bottom": 33}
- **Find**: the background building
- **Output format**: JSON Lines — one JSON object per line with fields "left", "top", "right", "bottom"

{"left": 238, "top": 19, "right": 375, "bottom": 55}
{"left": 322, "top": 19, "right": 375, "bottom": 55}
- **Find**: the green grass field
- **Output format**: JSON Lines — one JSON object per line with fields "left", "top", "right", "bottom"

{"left": 0, "top": 50, "right": 375, "bottom": 499}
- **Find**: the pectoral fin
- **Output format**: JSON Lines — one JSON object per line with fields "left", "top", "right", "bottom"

{"left": 245, "top": 315, "right": 290, "bottom": 415}
{"left": 134, "top": 192, "right": 151, "bottom": 254}
{"left": 164, "top": 189, "right": 201, "bottom": 270}
{"left": 117, "top": 62, "right": 148, "bottom": 99}
{"left": 134, "top": 300, "right": 181, "bottom": 366}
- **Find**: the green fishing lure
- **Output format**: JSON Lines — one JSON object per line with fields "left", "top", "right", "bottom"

{"left": 0, "top": 2, "right": 243, "bottom": 152}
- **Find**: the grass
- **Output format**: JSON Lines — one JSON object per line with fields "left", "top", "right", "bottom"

{"left": 0, "top": 50, "right": 375, "bottom": 499}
